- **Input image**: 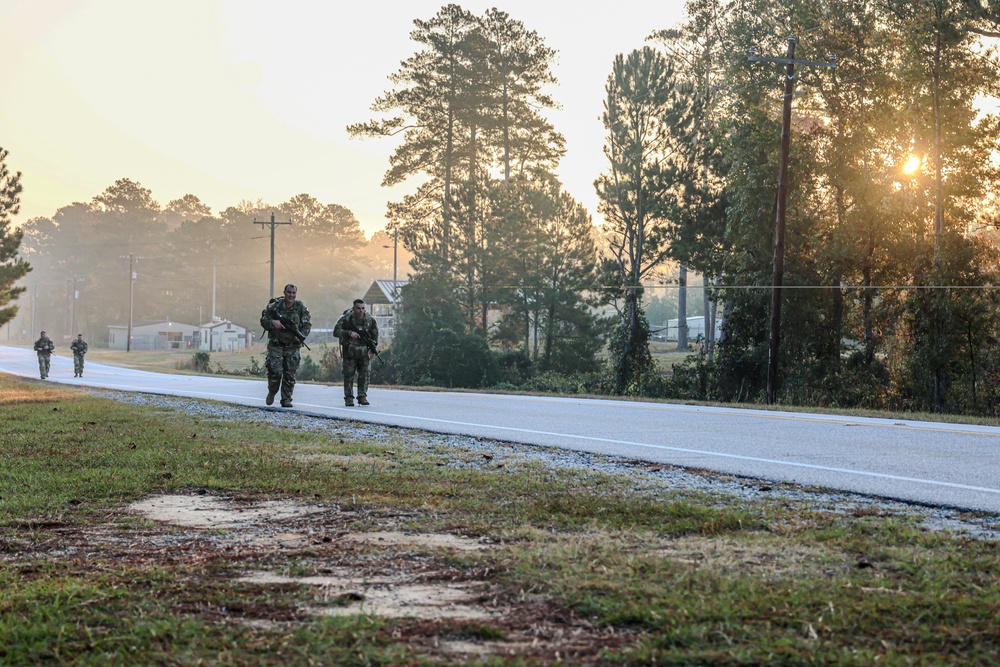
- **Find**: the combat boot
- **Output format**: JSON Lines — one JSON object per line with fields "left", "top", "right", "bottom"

{"left": 358, "top": 397, "right": 369, "bottom": 406}
{"left": 280, "top": 399, "right": 293, "bottom": 408}
{"left": 265, "top": 390, "right": 276, "bottom": 406}
{"left": 345, "top": 397, "right": 355, "bottom": 407}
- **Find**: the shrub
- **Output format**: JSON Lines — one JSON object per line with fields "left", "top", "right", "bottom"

{"left": 173, "top": 351, "right": 211, "bottom": 373}
{"left": 298, "top": 355, "right": 320, "bottom": 382}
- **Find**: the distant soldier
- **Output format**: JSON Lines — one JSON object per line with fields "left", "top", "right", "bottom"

{"left": 334, "top": 298, "right": 379, "bottom": 407}
{"left": 33, "top": 331, "right": 55, "bottom": 379}
{"left": 70, "top": 333, "right": 88, "bottom": 377}
{"left": 260, "top": 283, "right": 311, "bottom": 408}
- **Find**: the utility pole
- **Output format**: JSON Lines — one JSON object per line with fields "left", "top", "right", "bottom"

{"left": 253, "top": 211, "right": 291, "bottom": 299}
{"left": 211, "top": 256, "right": 217, "bottom": 321}
{"left": 70, "top": 278, "right": 76, "bottom": 338}
{"left": 121, "top": 254, "right": 139, "bottom": 352}
{"left": 382, "top": 227, "right": 399, "bottom": 300}
{"left": 392, "top": 226, "right": 398, "bottom": 301}
{"left": 68, "top": 277, "right": 82, "bottom": 338}
{"left": 750, "top": 37, "right": 835, "bottom": 404}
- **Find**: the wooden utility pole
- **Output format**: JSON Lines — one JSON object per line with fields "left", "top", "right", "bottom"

{"left": 121, "top": 254, "right": 138, "bottom": 352}
{"left": 253, "top": 211, "right": 292, "bottom": 299}
{"left": 750, "top": 36, "right": 836, "bottom": 404}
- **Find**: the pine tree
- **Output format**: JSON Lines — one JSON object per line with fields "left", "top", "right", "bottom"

{"left": 349, "top": 4, "right": 481, "bottom": 264}
{"left": 0, "top": 147, "right": 29, "bottom": 329}
{"left": 350, "top": 6, "right": 565, "bottom": 336}
{"left": 596, "top": 46, "right": 695, "bottom": 393}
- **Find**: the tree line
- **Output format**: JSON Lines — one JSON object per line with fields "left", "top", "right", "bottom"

{"left": 351, "top": 0, "right": 1000, "bottom": 414}
{"left": 636, "top": 0, "right": 1000, "bottom": 414}
{"left": 4, "top": 178, "right": 400, "bottom": 343}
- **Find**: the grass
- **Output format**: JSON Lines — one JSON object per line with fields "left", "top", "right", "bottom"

{"left": 82, "top": 345, "right": 283, "bottom": 375}
{"left": 2, "top": 374, "right": 1000, "bottom": 664}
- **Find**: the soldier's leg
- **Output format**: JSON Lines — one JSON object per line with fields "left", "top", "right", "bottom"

{"left": 342, "top": 357, "right": 357, "bottom": 404}
{"left": 357, "top": 357, "right": 371, "bottom": 404}
{"left": 280, "top": 348, "right": 300, "bottom": 405}
{"left": 37, "top": 355, "right": 45, "bottom": 378}
{"left": 265, "top": 347, "right": 284, "bottom": 401}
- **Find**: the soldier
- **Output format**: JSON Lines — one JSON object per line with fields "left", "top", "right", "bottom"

{"left": 70, "top": 333, "right": 88, "bottom": 377}
{"left": 33, "top": 330, "right": 55, "bottom": 379}
{"left": 334, "top": 298, "right": 379, "bottom": 407}
{"left": 260, "top": 283, "right": 311, "bottom": 408}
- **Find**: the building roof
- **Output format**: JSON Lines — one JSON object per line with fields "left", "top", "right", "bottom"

{"left": 200, "top": 319, "right": 245, "bottom": 330}
{"left": 362, "top": 279, "right": 407, "bottom": 305}
{"left": 108, "top": 320, "right": 197, "bottom": 330}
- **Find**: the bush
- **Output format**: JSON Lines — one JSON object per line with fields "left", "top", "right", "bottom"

{"left": 318, "top": 345, "right": 341, "bottom": 382}
{"left": 298, "top": 355, "right": 321, "bottom": 382}
{"left": 496, "top": 350, "right": 534, "bottom": 385}
{"left": 173, "top": 351, "right": 212, "bottom": 373}
{"left": 247, "top": 355, "right": 266, "bottom": 377}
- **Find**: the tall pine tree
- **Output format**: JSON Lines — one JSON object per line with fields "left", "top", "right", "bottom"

{"left": 0, "top": 147, "right": 29, "bottom": 329}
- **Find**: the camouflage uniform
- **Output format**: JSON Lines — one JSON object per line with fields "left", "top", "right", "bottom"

{"left": 33, "top": 334, "right": 54, "bottom": 379}
{"left": 334, "top": 308, "right": 378, "bottom": 405}
{"left": 70, "top": 336, "right": 88, "bottom": 377}
{"left": 260, "top": 296, "right": 311, "bottom": 407}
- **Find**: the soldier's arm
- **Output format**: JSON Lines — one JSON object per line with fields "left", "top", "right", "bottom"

{"left": 298, "top": 305, "right": 312, "bottom": 337}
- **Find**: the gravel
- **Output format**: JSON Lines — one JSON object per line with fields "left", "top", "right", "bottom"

{"left": 87, "top": 388, "right": 1000, "bottom": 541}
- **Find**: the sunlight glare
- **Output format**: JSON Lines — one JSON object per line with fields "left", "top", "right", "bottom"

{"left": 902, "top": 155, "right": 922, "bottom": 175}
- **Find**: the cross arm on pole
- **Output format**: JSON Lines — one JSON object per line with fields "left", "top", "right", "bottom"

{"left": 748, "top": 55, "right": 837, "bottom": 68}
{"left": 252, "top": 212, "right": 293, "bottom": 300}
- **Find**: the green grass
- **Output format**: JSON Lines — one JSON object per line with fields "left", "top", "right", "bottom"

{"left": 2, "top": 374, "right": 1000, "bottom": 665}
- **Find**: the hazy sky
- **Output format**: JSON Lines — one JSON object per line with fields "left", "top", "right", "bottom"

{"left": 0, "top": 0, "right": 688, "bottom": 237}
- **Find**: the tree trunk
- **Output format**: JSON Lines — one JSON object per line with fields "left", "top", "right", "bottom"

{"left": 863, "top": 257, "right": 875, "bottom": 366}
{"left": 702, "top": 275, "right": 711, "bottom": 355}
{"left": 443, "top": 108, "right": 454, "bottom": 263}
{"left": 677, "top": 263, "right": 688, "bottom": 351}
{"left": 830, "top": 276, "right": 842, "bottom": 375}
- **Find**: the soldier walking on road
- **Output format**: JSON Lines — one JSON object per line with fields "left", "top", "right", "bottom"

{"left": 70, "top": 333, "right": 88, "bottom": 377}
{"left": 334, "top": 298, "right": 379, "bottom": 407}
{"left": 260, "top": 284, "right": 311, "bottom": 408}
{"left": 33, "top": 331, "right": 55, "bottom": 379}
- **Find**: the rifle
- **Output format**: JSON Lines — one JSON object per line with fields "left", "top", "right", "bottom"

{"left": 266, "top": 304, "right": 311, "bottom": 350}
{"left": 277, "top": 315, "right": 311, "bottom": 350}
{"left": 345, "top": 317, "right": 384, "bottom": 364}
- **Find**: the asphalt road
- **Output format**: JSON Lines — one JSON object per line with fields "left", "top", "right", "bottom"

{"left": 4, "top": 344, "right": 1000, "bottom": 513}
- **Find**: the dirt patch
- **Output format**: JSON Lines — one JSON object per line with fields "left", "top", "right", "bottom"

{"left": 4, "top": 492, "right": 632, "bottom": 663}
{"left": 130, "top": 494, "right": 329, "bottom": 529}
{"left": 129, "top": 493, "right": 499, "bottom": 622}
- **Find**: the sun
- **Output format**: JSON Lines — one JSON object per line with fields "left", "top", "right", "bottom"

{"left": 902, "top": 155, "right": 922, "bottom": 175}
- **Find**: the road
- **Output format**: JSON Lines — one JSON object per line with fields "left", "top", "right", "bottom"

{"left": 3, "top": 344, "right": 1000, "bottom": 513}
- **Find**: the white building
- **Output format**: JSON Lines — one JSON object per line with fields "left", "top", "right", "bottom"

{"left": 108, "top": 320, "right": 199, "bottom": 351}
{"left": 662, "top": 316, "right": 722, "bottom": 342}
{"left": 199, "top": 319, "right": 248, "bottom": 353}
{"left": 361, "top": 279, "right": 407, "bottom": 342}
